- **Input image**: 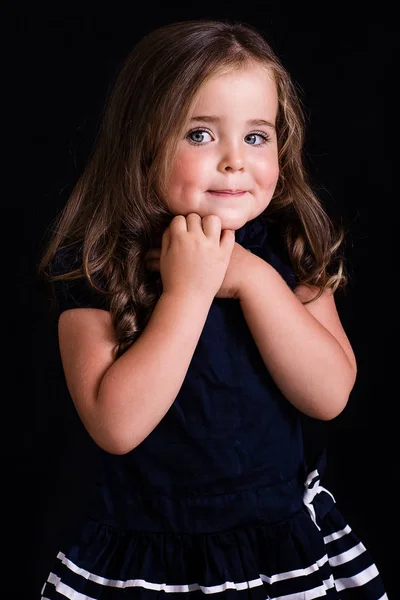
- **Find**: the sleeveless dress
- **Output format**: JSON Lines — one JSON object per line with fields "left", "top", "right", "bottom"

{"left": 40, "top": 214, "right": 388, "bottom": 599}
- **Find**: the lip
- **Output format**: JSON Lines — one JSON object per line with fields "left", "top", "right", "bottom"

{"left": 207, "top": 190, "right": 247, "bottom": 197}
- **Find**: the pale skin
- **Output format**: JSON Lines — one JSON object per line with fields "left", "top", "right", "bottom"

{"left": 57, "top": 63, "right": 357, "bottom": 454}
{"left": 146, "top": 218, "right": 357, "bottom": 420}
{"left": 147, "top": 62, "right": 357, "bottom": 417}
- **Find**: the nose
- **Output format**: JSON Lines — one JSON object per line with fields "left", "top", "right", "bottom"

{"left": 217, "top": 142, "right": 245, "bottom": 173}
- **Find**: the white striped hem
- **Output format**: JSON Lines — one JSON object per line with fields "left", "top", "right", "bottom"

{"left": 42, "top": 521, "right": 382, "bottom": 598}
{"left": 260, "top": 554, "right": 329, "bottom": 584}
{"left": 43, "top": 569, "right": 337, "bottom": 599}
{"left": 46, "top": 573, "right": 97, "bottom": 600}
{"left": 56, "top": 550, "right": 336, "bottom": 591}
{"left": 47, "top": 549, "right": 334, "bottom": 595}
{"left": 53, "top": 553, "right": 265, "bottom": 593}
{"left": 334, "top": 563, "right": 382, "bottom": 592}
{"left": 323, "top": 524, "right": 352, "bottom": 544}
{"left": 328, "top": 541, "right": 366, "bottom": 567}
{"left": 267, "top": 576, "right": 336, "bottom": 600}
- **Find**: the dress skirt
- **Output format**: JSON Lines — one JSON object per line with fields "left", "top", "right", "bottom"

{"left": 40, "top": 463, "right": 388, "bottom": 600}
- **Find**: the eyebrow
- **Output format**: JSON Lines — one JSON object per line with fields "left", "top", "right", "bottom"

{"left": 190, "top": 116, "right": 276, "bottom": 130}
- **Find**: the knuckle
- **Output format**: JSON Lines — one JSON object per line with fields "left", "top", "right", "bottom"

{"left": 206, "top": 214, "right": 221, "bottom": 223}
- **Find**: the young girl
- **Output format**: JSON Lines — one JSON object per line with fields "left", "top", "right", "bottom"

{"left": 38, "top": 19, "right": 388, "bottom": 600}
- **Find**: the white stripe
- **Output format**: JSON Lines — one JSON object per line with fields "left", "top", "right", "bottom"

{"left": 335, "top": 563, "right": 380, "bottom": 591}
{"left": 261, "top": 554, "right": 328, "bottom": 584}
{"left": 56, "top": 550, "right": 337, "bottom": 594}
{"left": 54, "top": 549, "right": 383, "bottom": 596}
{"left": 377, "top": 594, "right": 389, "bottom": 600}
{"left": 323, "top": 524, "right": 352, "bottom": 544}
{"left": 329, "top": 541, "right": 366, "bottom": 567}
{"left": 45, "top": 570, "right": 342, "bottom": 600}
{"left": 272, "top": 575, "right": 335, "bottom": 599}
{"left": 47, "top": 572, "right": 97, "bottom": 600}
{"left": 57, "top": 552, "right": 264, "bottom": 593}
{"left": 47, "top": 551, "right": 383, "bottom": 598}
{"left": 41, "top": 597, "right": 51, "bottom": 600}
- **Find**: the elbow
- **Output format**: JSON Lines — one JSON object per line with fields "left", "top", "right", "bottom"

{"left": 86, "top": 422, "right": 140, "bottom": 455}
{"left": 311, "top": 366, "right": 356, "bottom": 421}
{"left": 327, "top": 369, "right": 356, "bottom": 420}
{"left": 98, "top": 440, "right": 137, "bottom": 455}
{"left": 108, "top": 447, "right": 136, "bottom": 455}
{"left": 93, "top": 436, "right": 139, "bottom": 455}
{"left": 317, "top": 401, "right": 348, "bottom": 421}
{"left": 310, "top": 388, "right": 351, "bottom": 421}
{"left": 92, "top": 389, "right": 143, "bottom": 455}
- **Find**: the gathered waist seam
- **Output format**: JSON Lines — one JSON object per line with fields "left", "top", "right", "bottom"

{"left": 119, "top": 470, "right": 305, "bottom": 502}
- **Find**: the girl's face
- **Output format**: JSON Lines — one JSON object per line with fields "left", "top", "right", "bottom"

{"left": 164, "top": 63, "right": 279, "bottom": 231}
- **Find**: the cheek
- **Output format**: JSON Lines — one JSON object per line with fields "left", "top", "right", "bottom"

{"left": 269, "top": 162, "right": 280, "bottom": 188}
{"left": 255, "top": 156, "right": 280, "bottom": 189}
{"left": 169, "top": 151, "right": 205, "bottom": 189}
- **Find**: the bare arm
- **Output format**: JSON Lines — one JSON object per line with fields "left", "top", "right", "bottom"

{"left": 238, "top": 256, "right": 357, "bottom": 420}
{"left": 59, "top": 213, "right": 235, "bottom": 455}
{"left": 58, "top": 292, "right": 211, "bottom": 454}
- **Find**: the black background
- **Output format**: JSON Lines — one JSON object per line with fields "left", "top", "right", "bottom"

{"left": 6, "top": 5, "right": 397, "bottom": 598}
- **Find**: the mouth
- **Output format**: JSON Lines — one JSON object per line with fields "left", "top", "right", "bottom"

{"left": 207, "top": 190, "right": 247, "bottom": 197}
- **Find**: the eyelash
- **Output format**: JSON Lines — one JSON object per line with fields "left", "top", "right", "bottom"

{"left": 186, "top": 127, "right": 271, "bottom": 146}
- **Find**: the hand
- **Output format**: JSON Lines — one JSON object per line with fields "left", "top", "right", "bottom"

{"left": 145, "top": 213, "right": 235, "bottom": 302}
{"left": 145, "top": 218, "right": 256, "bottom": 300}
{"left": 214, "top": 241, "right": 255, "bottom": 299}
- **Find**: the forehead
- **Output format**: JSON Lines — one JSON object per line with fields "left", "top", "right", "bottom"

{"left": 189, "top": 63, "right": 278, "bottom": 118}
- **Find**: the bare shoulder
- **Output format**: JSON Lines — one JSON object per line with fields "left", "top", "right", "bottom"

{"left": 58, "top": 308, "right": 117, "bottom": 416}
{"left": 294, "top": 284, "right": 357, "bottom": 374}
{"left": 58, "top": 306, "right": 116, "bottom": 347}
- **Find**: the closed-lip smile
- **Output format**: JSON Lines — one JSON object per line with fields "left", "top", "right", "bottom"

{"left": 208, "top": 189, "right": 246, "bottom": 193}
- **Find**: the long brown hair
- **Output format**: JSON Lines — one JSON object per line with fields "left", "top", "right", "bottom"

{"left": 37, "top": 19, "right": 347, "bottom": 359}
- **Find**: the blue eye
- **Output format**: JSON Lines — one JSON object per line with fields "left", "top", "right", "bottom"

{"left": 186, "top": 128, "right": 271, "bottom": 146}
{"left": 245, "top": 132, "right": 270, "bottom": 145}
{"left": 187, "top": 129, "right": 213, "bottom": 144}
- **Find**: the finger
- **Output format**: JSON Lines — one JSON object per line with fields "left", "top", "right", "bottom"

{"left": 186, "top": 213, "right": 202, "bottom": 232}
{"left": 169, "top": 215, "right": 188, "bottom": 233}
{"left": 201, "top": 214, "right": 222, "bottom": 238}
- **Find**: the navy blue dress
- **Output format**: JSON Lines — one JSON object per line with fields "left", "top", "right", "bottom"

{"left": 40, "top": 214, "right": 388, "bottom": 599}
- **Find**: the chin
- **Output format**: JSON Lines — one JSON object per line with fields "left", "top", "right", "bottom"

{"left": 222, "top": 211, "right": 256, "bottom": 226}
{"left": 218, "top": 217, "right": 248, "bottom": 232}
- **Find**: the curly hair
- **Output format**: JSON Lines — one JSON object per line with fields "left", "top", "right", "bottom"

{"left": 37, "top": 19, "right": 347, "bottom": 360}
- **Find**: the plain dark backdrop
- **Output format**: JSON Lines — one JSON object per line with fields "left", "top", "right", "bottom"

{"left": 6, "top": 6, "right": 397, "bottom": 599}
